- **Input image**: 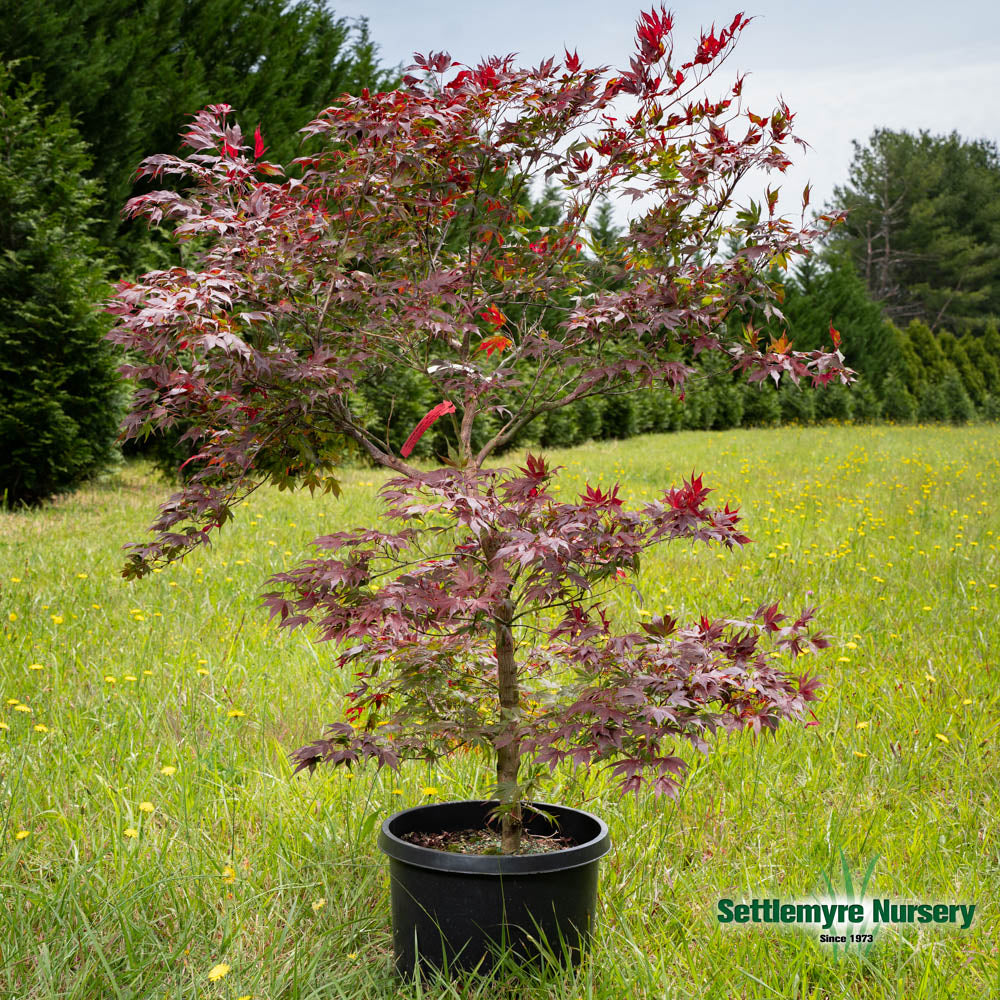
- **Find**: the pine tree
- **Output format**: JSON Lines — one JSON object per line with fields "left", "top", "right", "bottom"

{"left": 938, "top": 330, "right": 986, "bottom": 405}
{"left": 0, "top": 66, "right": 123, "bottom": 505}
{"left": 880, "top": 370, "right": 916, "bottom": 422}
{"left": 0, "top": 0, "right": 398, "bottom": 271}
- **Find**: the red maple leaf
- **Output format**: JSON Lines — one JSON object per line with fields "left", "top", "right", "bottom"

{"left": 478, "top": 335, "right": 512, "bottom": 357}
{"left": 253, "top": 125, "right": 267, "bottom": 161}
{"left": 479, "top": 304, "right": 506, "bottom": 327}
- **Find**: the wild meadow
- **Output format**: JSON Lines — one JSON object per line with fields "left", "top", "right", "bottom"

{"left": 1, "top": 423, "right": 997, "bottom": 999}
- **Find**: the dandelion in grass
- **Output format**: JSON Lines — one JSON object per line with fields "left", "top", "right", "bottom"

{"left": 51, "top": 615, "right": 63, "bottom": 625}
{"left": 123, "top": 828, "right": 138, "bottom": 839}
{"left": 207, "top": 963, "right": 230, "bottom": 982}
{"left": 312, "top": 898, "right": 326, "bottom": 912}
{"left": 421, "top": 786, "right": 439, "bottom": 797}
{"left": 0, "top": 722, "right": 8, "bottom": 731}
{"left": 8, "top": 613, "right": 16, "bottom": 623}
{"left": 14, "top": 705, "right": 31, "bottom": 714}
{"left": 29, "top": 663, "right": 43, "bottom": 671}
{"left": 935, "top": 734, "right": 950, "bottom": 744}
{"left": 222, "top": 865, "right": 236, "bottom": 884}
{"left": 33, "top": 724, "right": 48, "bottom": 733}
{"left": 227, "top": 709, "right": 245, "bottom": 718}
{"left": 15, "top": 830, "right": 30, "bottom": 840}
{"left": 160, "top": 765, "right": 177, "bottom": 776}
{"left": 139, "top": 801, "right": 154, "bottom": 813}
{"left": 104, "top": 676, "right": 116, "bottom": 684}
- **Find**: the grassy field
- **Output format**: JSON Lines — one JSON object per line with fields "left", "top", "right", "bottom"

{"left": 1, "top": 424, "right": 998, "bottom": 999}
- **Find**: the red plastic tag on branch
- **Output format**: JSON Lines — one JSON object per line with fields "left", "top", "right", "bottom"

{"left": 400, "top": 400, "right": 456, "bottom": 458}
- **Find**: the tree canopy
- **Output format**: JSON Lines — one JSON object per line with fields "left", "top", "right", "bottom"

{"left": 827, "top": 128, "right": 1000, "bottom": 335}
{"left": 0, "top": 0, "right": 398, "bottom": 270}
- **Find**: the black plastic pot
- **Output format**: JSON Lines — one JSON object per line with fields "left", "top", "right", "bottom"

{"left": 378, "top": 799, "right": 611, "bottom": 975}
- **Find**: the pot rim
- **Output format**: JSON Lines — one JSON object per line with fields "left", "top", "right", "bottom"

{"left": 377, "top": 799, "right": 611, "bottom": 875}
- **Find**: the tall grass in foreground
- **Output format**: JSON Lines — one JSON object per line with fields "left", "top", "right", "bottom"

{"left": 1, "top": 424, "right": 997, "bottom": 999}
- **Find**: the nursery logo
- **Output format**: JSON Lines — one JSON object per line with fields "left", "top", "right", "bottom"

{"left": 715, "top": 854, "right": 976, "bottom": 954}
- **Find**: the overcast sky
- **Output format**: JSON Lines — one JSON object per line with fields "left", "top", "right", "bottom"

{"left": 332, "top": 1, "right": 999, "bottom": 218}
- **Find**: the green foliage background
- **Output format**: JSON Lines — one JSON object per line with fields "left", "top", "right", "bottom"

{"left": 0, "top": 66, "right": 124, "bottom": 506}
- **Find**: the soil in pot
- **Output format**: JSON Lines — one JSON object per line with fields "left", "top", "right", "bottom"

{"left": 400, "top": 827, "right": 573, "bottom": 855}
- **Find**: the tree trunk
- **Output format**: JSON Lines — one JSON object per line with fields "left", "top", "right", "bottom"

{"left": 494, "top": 596, "right": 522, "bottom": 854}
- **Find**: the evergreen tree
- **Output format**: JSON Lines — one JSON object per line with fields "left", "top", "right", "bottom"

{"left": 961, "top": 334, "right": 999, "bottom": 397}
{"left": 0, "top": 66, "right": 123, "bottom": 506}
{"left": 904, "top": 320, "right": 951, "bottom": 384}
{"left": 0, "top": 0, "right": 398, "bottom": 271}
{"left": 828, "top": 129, "right": 1000, "bottom": 334}
{"left": 768, "top": 250, "right": 900, "bottom": 385}
{"left": 938, "top": 330, "right": 986, "bottom": 405}
{"left": 880, "top": 370, "right": 917, "bottom": 422}
{"left": 940, "top": 369, "right": 975, "bottom": 424}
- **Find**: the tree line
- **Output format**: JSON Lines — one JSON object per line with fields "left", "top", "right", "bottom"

{"left": 1, "top": 2, "right": 998, "bottom": 505}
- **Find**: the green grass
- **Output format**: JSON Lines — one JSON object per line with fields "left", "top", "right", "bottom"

{"left": 1, "top": 423, "right": 998, "bottom": 999}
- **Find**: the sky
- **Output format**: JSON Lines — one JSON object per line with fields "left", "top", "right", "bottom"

{"left": 332, "top": 0, "right": 1000, "bottom": 219}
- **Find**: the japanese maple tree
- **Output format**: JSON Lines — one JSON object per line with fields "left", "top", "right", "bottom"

{"left": 108, "top": 8, "right": 846, "bottom": 852}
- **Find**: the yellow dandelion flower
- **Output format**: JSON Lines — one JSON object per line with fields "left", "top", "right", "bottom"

{"left": 853, "top": 751, "right": 868, "bottom": 758}
{"left": 51, "top": 615, "right": 64, "bottom": 625}
{"left": 160, "top": 765, "right": 177, "bottom": 776}
{"left": 236, "top": 996, "right": 252, "bottom": 1000}
{"left": 104, "top": 676, "right": 116, "bottom": 684}
{"left": 77, "top": 573, "right": 88, "bottom": 579}
{"left": 15, "top": 830, "right": 30, "bottom": 840}
{"left": 935, "top": 734, "right": 949, "bottom": 744}
{"left": 837, "top": 657, "right": 851, "bottom": 663}
{"left": 92, "top": 603, "right": 101, "bottom": 609}
{"left": 197, "top": 668, "right": 209, "bottom": 676}
{"left": 925, "top": 674, "right": 936, "bottom": 683}
{"left": 139, "top": 802, "right": 154, "bottom": 813}
{"left": 421, "top": 786, "right": 439, "bottom": 797}
{"left": 7, "top": 698, "right": 19, "bottom": 705}
{"left": 227, "top": 709, "right": 245, "bottom": 718}
{"left": 123, "top": 828, "right": 138, "bottom": 839}
{"left": 124, "top": 675, "right": 137, "bottom": 682}
{"left": 855, "top": 721, "right": 869, "bottom": 730}
{"left": 33, "top": 724, "right": 48, "bottom": 733}
{"left": 29, "top": 663, "right": 43, "bottom": 671}
{"left": 312, "top": 898, "right": 326, "bottom": 912}
{"left": 9, "top": 577, "right": 21, "bottom": 583}
{"left": 392, "top": 789, "right": 403, "bottom": 795}
{"left": 347, "top": 951, "right": 358, "bottom": 960}
{"left": 14, "top": 705, "right": 31, "bottom": 713}
{"left": 844, "top": 642, "right": 858, "bottom": 650}
{"left": 8, "top": 612, "right": 16, "bottom": 623}
{"left": 221, "top": 865, "right": 236, "bottom": 884}
{"left": 207, "top": 963, "right": 230, "bottom": 982}
{"left": 197, "top": 658, "right": 208, "bottom": 665}
{"left": 142, "top": 670, "right": 152, "bottom": 676}
{"left": 0, "top": 722, "right": 8, "bottom": 731}
{"left": 962, "top": 699, "right": 973, "bottom": 706}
